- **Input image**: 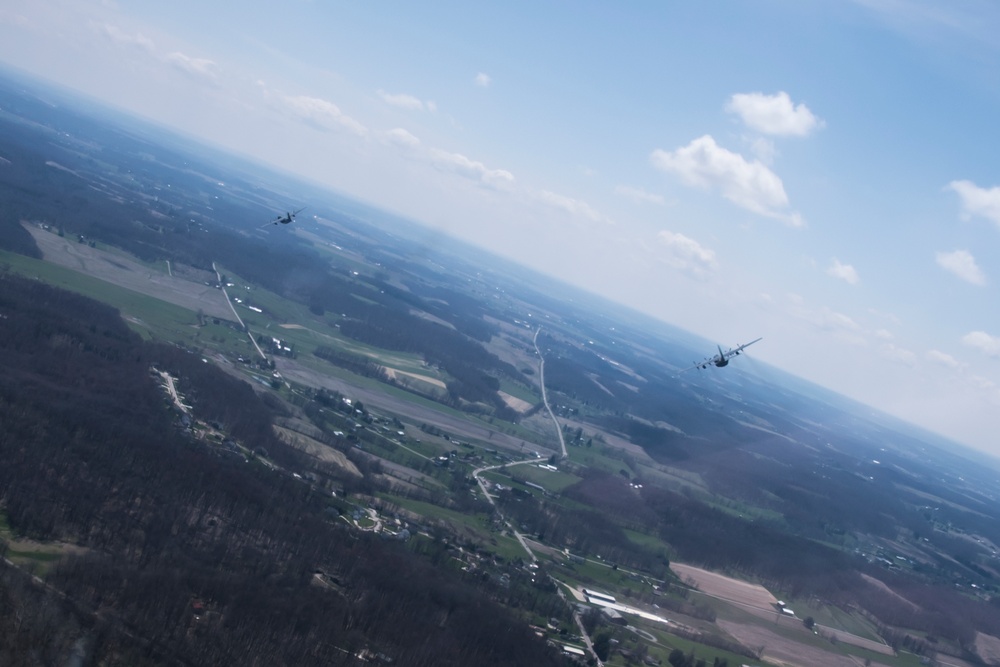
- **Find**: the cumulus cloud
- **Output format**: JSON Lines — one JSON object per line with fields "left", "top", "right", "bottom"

{"left": 786, "top": 295, "right": 866, "bottom": 345}
{"left": 656, "top": 230, "right": 717, "bottom": 279}
{"left": 165, "top": 51, "right": 218, "bottom": 80}
{"left": 926, "top": 349, "right": 964, "bottom": 369}
{"left": 383, "top": 127, "right": 421, "bottom": 149}
{"left": 614, "top": 185, "right": 666, "bottom": 206}
{"left": 936, "top": 249, "right": 986, "bottom": 285}
{"left": 970, "top": 375, "right": 1000, "bottom": 399}
{"left": 98, "top": 25, "right": 216, "bottom": 82}
{"left": 377, "top": 90, "right": 430, "bottom": 111}
{"left": 651, "top": 135, "right": 803, "bottom": 226}
{"left": 727, "top": 91, "right": 823, "bottom": 137}
{"left": 963, "top": 331, "right": 1000, "bottom": 357}
{"left": 947, "top": 180, "right": 1000, "bottom": 228}
{"left": 536, "top": 190, "right": 611, "bottom": 224}
{"left": 474, "top": 72, "right": 491, "bottom": 87}
{"left": 99, "top": 23, "right": 155, "bottom": 53}
{"left": 881, "top": 343, "right": 916, "bottom": 366}
{"left": 428, "top": 148, "right": 514, "bottom": 189}
{"left": 282, "top": 95, "right": 368, "bottom": 136}
{"left": 815, "top": 307, "right": 862, "bottom": 335}
{"left": 827, "top": 258, "right": 860, "bottom": 285}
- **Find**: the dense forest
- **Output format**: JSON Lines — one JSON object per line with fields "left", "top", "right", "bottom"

{"left": 0, "top": 271, "right": 566, "bottom": 666}
{"left": 7, "top": 73, "right": 1000, "bottom": 664}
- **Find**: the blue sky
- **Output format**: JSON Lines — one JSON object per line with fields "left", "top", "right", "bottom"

{"left": 2, "top": 1, "right": 1000, "bottom": 454}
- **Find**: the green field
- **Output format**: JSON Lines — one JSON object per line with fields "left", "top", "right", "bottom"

{"left": 0, "top": 247, "right": 945, "bottom": 667}
{"left": 1, "top": 250, "right": 201, "bottom": 343}
{"left": 507, "top": 463, "right": 581, "bottom": 493}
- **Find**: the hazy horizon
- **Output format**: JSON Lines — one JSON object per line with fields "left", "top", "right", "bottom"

{"left": 2, "top": 1, "right": 998, "bottom": 454}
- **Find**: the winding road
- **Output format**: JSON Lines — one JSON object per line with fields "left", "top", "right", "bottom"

{"left": 533, "top": 327, "right": 567, "bottom": 459}
{"left": 469, "top": 327, "right": 601, "bottom": 664}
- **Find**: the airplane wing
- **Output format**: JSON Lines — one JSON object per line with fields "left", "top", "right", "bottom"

{"left": 678, "top": 337, "right": 761, "bottom": 373}
{"left": 678, "top": 354, "right": 721, "bottom": 373}
{"left": 259, "top": 218, "right": 280, "bottom": 228}
{"left": 716, "top": 337, "right": 762, "bottom": 362}
{"left": 725, "top": 337, "right": 762, "bottom": 359}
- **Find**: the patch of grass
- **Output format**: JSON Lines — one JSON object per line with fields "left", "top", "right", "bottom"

{"left": 507, "top": 463, "right": 581, "bottom": 493}
{"left": 380, "top": 493, "right": 489, "bottom": 530}
{"left": 565, "top": 444, "right": 638, "bottom": 477}
{"left": 380, "top": 492, "right": 531, "bottom": 561}
{"left": 0, "top": 250, "right": 201, "bottom": 343}
{"left": 633, "top": 626, "right": 757, "bottom": 667}
{"left": 780, "top": 597, "right": 884, "bottom": 641}
{"left": 623, "top": 528, "right": 668, "bottom": 551}
{"left": 497, "top": 378, "right": 540, "bottom": 404}
{"left": 7, "top": 549, "right": 62, "bottom": 563}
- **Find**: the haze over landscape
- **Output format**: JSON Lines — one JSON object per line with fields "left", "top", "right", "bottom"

{"left": 2, "top": 1, "right": 999, "bottom": 452}
{"left": 9, "top": 5, "right": 1000, "bottom": 666}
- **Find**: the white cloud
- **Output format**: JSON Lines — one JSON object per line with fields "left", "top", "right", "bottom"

{"left": 827, "top": 258, "right": 860, "bottom": 285}
{"left": 536, "top": 190, "right": 611, "bottom": 224}
{"left": 377, "top": 90, "right": 428, "bottom": 111}
{"left": 963, "top": 331, "right": 1000, "bottom": 357}
{"left": 384, "top": 127, "right": 421, "bottom": 149}
{"left": 165, "top": 51, "right": 217, "bottom": 80}
{"left": 867, "top": 307, "right": 902, "bottom": 327}
{"left": 614, "top": 185, "right": 665, "bottom": 206}
{"left": 726, "top": 91, "right": 823, "bottom": 137}
{"left": 99, "top": 23, "right": 155, "bottom": 53}
{"left": 99, "top": 25, "right": 216, "bottom": 82}
{"left": 428, "top": 148, "right": 514, "bottom": 189}
{"left": 786, "top": 295, "right": 866, "bottom": 345}
{"left": 815, "top": 307, "right": 863, "bottom": 335}
{"left": 936, "top": 249, "right": 986, "bottom": 285}
{"left": 650, "top": 135, "right": 803, "bottom": 226}
{"left": 970, "top": 375, "right": 1000, "bottom": 401}
{"left": 926, "top": 349, "right": 964, "bottom": 369}
{"left": 655, "top": 230, "right": 717, "bottom": 279}
{"left": 282, "top": 95, "right": 368, "bottom": 136}
{"left": 0, "top": 10, "right": 30, "bottom": 29}
{"left": 948, "top": 180, "right": 1000, "bottom": 228}
{"left": 881, "top": 342, "right": 916, "bottom": 366}
{"left": 874, "top": 328, "right": 893, "bottom": 341}
{"left": 474, "top": 72, "right": 491, "bottom": 87}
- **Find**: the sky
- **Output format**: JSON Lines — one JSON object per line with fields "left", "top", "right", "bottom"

{"left": 2, "top": 1, "right": 999, "bottom": 454}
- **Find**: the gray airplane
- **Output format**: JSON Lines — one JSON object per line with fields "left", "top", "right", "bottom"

{"left": 682, "top": 337, "right": 762, "bottom": 372}
{"left": 261, "top": 207, "right": 305, "bottom": 228}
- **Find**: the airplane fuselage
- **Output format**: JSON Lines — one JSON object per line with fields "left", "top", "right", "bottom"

{"left": 683, "top": 337, "right": 760, "bottom": 373}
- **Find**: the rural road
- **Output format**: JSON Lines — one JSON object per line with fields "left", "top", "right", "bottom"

{"left": 534, "top": 327, "right": 567, "bottom": 460}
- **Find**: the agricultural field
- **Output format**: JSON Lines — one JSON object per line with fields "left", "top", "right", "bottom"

{"left": 4, "top": 74, "right": 1000, "bottom": 667}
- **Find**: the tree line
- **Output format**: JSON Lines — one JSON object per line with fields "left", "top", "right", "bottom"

{"left": 0, "top": 272, "right": 567, "bottom": 666}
